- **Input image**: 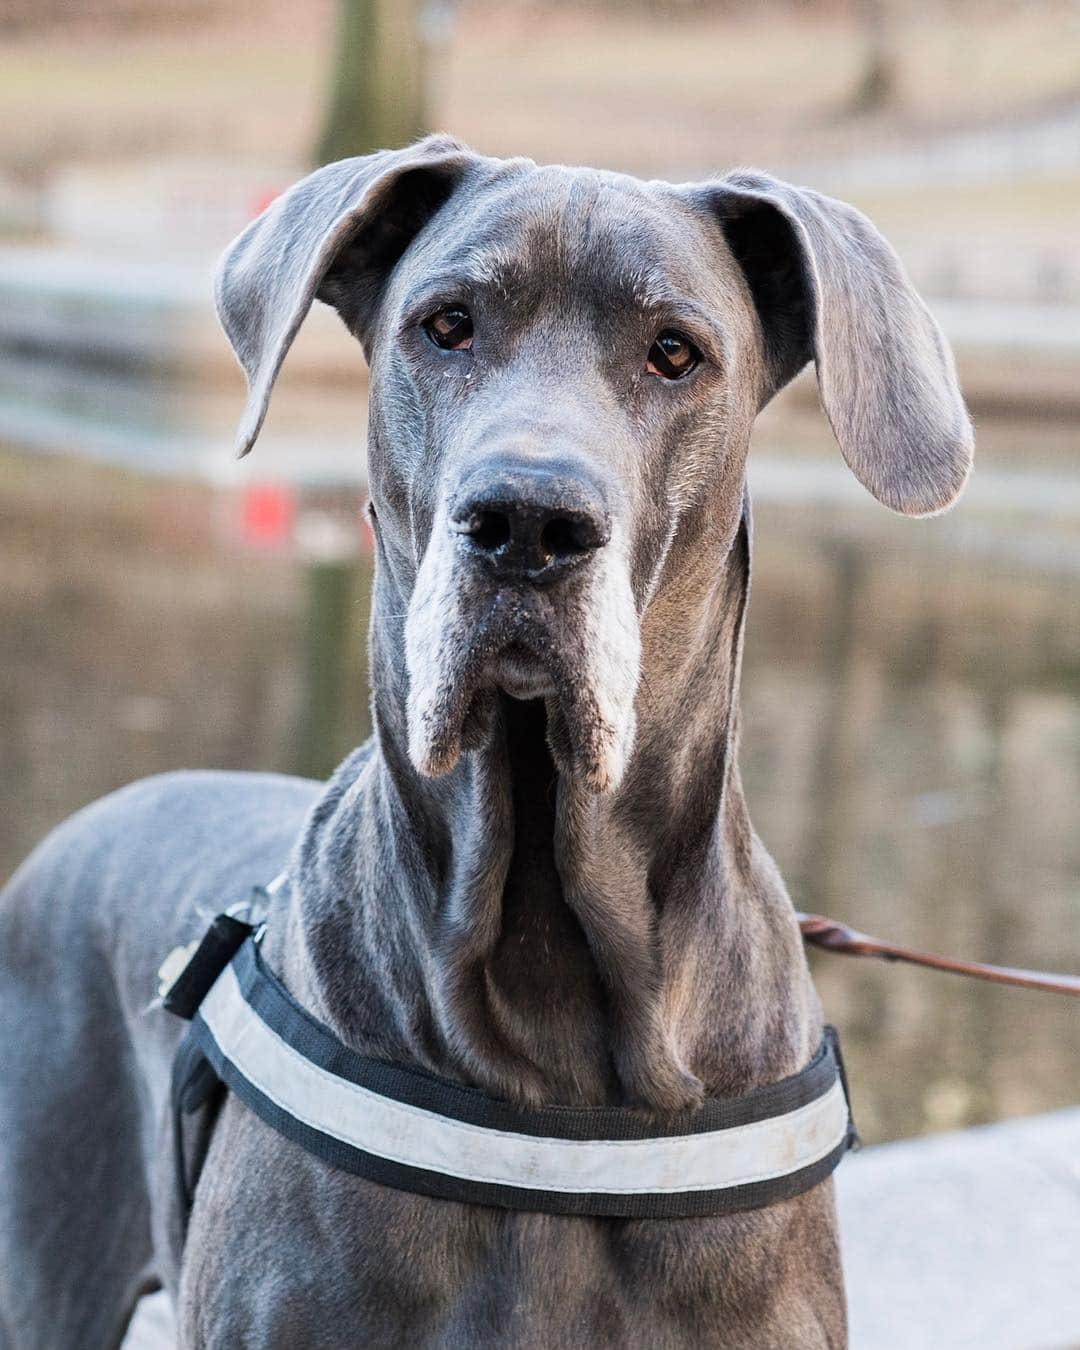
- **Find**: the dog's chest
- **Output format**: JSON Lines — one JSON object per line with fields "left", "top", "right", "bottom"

{"left": 174, "top": 1097, "right": 838, "bottom": 1349}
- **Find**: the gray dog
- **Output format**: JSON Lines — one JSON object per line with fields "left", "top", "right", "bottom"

{"left": 0, "top": 135, "right": 971, "bottom": 1349}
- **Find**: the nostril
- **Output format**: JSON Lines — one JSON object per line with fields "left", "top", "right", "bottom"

{"left": 541, "top": 514, "right": 593, "bottom": 561}
{"left": 450, "top": 483, "right": 609, "bottom": 580}
{"left": 471, "top": 510, "right": 511, "bottom": 553}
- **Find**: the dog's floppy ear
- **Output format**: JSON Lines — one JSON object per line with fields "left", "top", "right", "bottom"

{"left": 695, "top": 172, "right": 973, "bottom": 516}
{"left": 215, "top": 134, "right": 475, "bottom": 457}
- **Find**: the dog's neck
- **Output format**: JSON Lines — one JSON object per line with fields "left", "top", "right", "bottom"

{"left": 286, "top": 502, "right": 819, "bottom": 1112}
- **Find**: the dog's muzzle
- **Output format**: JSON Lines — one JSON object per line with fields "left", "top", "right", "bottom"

{"left": 405, "top": 457, "right": 639, "bottom": 791}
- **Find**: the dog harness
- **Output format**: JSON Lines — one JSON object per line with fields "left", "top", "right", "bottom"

{"left": 163, "top": 891, "right": 857, "bottom": 1225}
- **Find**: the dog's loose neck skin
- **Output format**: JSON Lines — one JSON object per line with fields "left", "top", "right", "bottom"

{"left": 282, "top": 491, "right": 819, "bottom": 1115}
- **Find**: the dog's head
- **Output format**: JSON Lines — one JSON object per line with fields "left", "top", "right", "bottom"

{"left": 217, "top": 135, "right": 972, "bottom": 793}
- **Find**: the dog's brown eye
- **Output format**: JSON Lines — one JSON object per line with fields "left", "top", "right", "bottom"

{"left": 424, "top": 306, "right": 473, "bottom": 351}
{"left": 646, "top": 330, "right": 700, "bottom": 380}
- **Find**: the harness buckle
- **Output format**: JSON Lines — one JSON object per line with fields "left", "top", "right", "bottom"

{"left": 159, "top": 912, "right": 256, "bottom": 1020}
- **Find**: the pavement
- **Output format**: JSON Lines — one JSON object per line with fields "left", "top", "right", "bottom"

{"left": 122, "top": 1109, "right": 1080, "bottom": 1350}
{"left": 838, "top": 1108, "right": 1080, "bottom": 1350}
{"left": 0, "top": 245, "right": 349, "bottom": 379}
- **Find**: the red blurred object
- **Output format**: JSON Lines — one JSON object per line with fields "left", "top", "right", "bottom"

{"left": 249, "top": 187, "right": 282, "bottom": 218}
{"left": 241, "top": 483, "right": 294, "bottom": 546}
{"left": 360, "top": 510, "right": 377, "bottom": 555}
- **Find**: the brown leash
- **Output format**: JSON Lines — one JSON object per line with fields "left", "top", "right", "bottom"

{"left": 798, "top": 912, "right": 1080, "bottom": 998}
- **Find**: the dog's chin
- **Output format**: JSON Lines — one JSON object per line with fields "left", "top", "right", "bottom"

{"left": 485, "top": 644, "right": 557, "bottom": 702}
{"left": 407, "top": 639, "right": 635, "bottom": 795}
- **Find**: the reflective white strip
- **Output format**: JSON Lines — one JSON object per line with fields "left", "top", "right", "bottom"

{"left": 200, "top": 964, "right": 847, "bottom": 1195}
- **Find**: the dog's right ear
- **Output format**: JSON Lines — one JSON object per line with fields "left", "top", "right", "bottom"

{"left": 215, "top": 135, "right": 475, "bottom": 457}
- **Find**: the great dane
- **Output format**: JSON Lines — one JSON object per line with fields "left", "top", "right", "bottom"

{"left": 0, "top": 135, "right": 971, "bottom": 1349}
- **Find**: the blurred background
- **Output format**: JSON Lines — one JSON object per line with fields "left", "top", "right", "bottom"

{"left": 1, "top": 0, "right": 1078, "bottom": 1147}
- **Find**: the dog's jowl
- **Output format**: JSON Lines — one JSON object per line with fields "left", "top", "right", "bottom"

{"left": 0, "top": 136, "right": 971, "bottom": 1349}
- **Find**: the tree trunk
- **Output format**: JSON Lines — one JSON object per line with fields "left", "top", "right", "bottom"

{"left": 315, "top": 0, "right": 428, "bottom": 166}
{"left": 294, "top": 558, "right": 370, "bottom": 779}
{"left": 850, "top": 0, "right": 897, "bottom": 115}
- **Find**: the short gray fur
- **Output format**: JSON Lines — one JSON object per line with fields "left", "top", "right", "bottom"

{"left": 0, "top": 136, "right": 971, "bottom": 1349}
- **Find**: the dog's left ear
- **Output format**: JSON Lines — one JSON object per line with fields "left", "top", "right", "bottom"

{"left": 694, "top": 172, "right": 973, "bottom": 516}
{"left": 215, "top": 134, "right": 476, "bottom": 457}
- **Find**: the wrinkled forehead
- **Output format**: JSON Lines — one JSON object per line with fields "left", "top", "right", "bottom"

{"left": 402, "top": 164, "right": 742, "bottom": 321}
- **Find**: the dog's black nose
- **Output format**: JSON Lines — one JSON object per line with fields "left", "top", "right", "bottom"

{"left": 449, "top": 465, "right": 610, "bottom": 584}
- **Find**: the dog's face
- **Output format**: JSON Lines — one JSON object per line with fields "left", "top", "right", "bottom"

{"left": 216, "top": 137, "right": 973, "bottom": 792}
{"left": 369, "top": 166, "right": 763, "bottom": 791}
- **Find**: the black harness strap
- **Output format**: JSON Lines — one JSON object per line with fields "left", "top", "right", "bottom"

{"left": 167, "top": 912, "right": 257, "bottom": 1233}
{"left": 168, "top": 912, "right": 857, "bottom": 1229}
